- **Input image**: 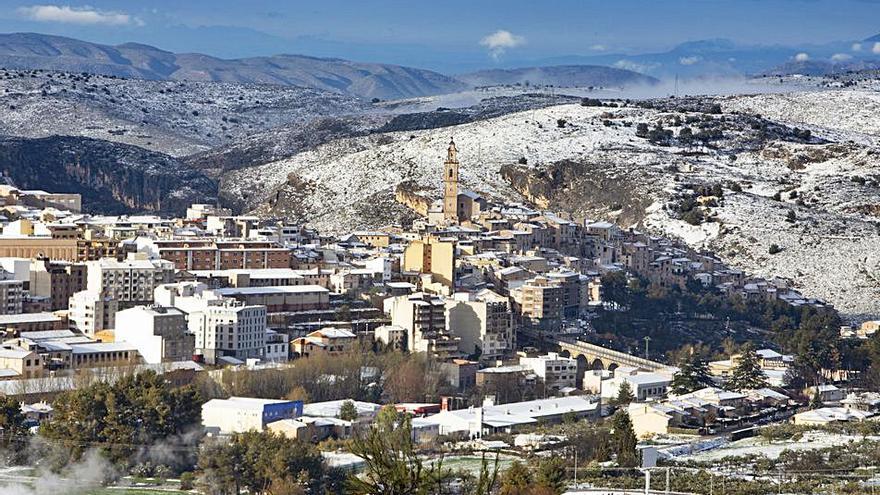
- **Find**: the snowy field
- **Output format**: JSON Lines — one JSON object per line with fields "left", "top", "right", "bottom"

{"left": 670, "top": 431, "right": 878, "bottom": 462}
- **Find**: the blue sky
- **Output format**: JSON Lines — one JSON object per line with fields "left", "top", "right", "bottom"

{"left": 0, "top": 1, "right": 877, "bottom": 72}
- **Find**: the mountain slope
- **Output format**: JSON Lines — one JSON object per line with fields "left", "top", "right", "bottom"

{"left": 187, "top": 93, "right": 582, "bottom": 182}
{"left": 0, "top": 135, "right": 216, "bottom": 215}
{"left": 0, "top": 67, "right": 365, "bottom": 156}
{"left": 458, "top": 65, "right": 658, "bottom": 88}
{"left": 0, "top": 33, "right": 466, "bottom": 99}
{"left": 223, "top": 92, "right": 880, "bottom": 318}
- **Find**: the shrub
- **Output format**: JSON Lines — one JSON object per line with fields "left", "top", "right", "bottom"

{"left": 683, "top": 208, "right": 704, "bottom": 225}
{"left": 180, "top": 471, "right": 195, "bottom": 490}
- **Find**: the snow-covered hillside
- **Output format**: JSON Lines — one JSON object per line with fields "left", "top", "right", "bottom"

{"left": 0, "top": 69, "right": 366, "bottom": 156}
{"left": 226, "top": 93, "right": 880, "bottom": 319}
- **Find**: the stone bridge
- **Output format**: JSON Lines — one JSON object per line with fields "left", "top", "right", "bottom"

{"left": 557, "top": 339, "right": 667, "bottom": 373}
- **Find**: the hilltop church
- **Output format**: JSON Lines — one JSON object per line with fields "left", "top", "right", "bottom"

{"left": 427, "top": 139, "right": 486, "bottom": 225}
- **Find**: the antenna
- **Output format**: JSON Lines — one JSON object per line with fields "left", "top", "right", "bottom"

{"left": 674, "top": 73, "right": 679, "bottom": 98}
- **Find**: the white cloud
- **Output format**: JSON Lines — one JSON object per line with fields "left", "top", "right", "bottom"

{"left": 18, "top": 5, "right": 141, "bottom": 26}
{"left": 873, "top": 42, "right": 880, "bottom": 55}
{"left": 589, "top": 44, "right": 606, "bottom": 51}
{"left": 678, "top": 55, "right": 702, "bottom": 66}
{"left": 831, "top": 53, "right": 852, "bottom": 62}
{"left": 851, "top": 42, "right": 862, "bottom": 52}
{"left": 479, "top": 30, "right": 525, "bottom": 59}
{"left": 794, "top": 52, "right": 810, "bottom": 62}
{"left": 612, "top": 59, "right": 658, "bottom": 74}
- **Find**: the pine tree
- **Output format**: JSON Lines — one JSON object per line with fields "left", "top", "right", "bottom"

{"left": 613, "top": 381, "right": 635, "bottom": 406}
{"left": 338, "top": 400, "right": 358, "bottom": 421}
{"left": 499, "top": 460, "right": 532, "bottom": 495}
{"left": 726, "top": 343, "right": 768, "bottom": 391}
{"left": 534, "top": 456, "right": 567, "bottom": 495}
{"left": 611, "top": 410, "right": 638, "bottom": 468}
{"left": 670, "top": 357, "right": 713, "bottom": 395}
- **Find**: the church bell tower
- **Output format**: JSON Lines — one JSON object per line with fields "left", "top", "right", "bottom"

{"left": 443, "top": 138, "right": 459, "bottom": 222}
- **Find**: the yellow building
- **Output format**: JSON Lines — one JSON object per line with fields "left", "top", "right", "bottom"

{"left": 0, "top": 346, "right": 42, "bottom": 379}
{"left": 403, "top": 236, "right": 455, "bottom": 290}
{"left": 0, "top": 237, "right": 78, "bottom": 261}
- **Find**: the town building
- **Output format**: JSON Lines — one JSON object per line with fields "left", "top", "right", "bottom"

{"left": 519, "top": 352, "right": 578, "bottom": 392}
{"left": 201, "top": 397, "right": 303, "bottom": 434}
{"left": 29, "top": 258, "right": 86, "bottom": 310}
{"left": 445, "top": 289, "right": 513, "bottom": 362}
{"left": 86, "top": 255, "right": 175, "bottom": 307}
{"left": 386, "top": 292, "right": 460, "bottom": 360}
{"left": 291, "top": 328, "right": 357, "bottom": 358}
{"left": 188, "top": 297, "right": 268, "bottom": 365}
{"left": 68, "top": 290, "right": 117, "bottom": 337}
{"left": 114, "top": 306, "right": 195, "bottom": 364}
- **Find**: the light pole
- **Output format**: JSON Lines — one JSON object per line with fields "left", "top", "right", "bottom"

{"left": 644, "top": 336, "right": 651, "bottom": 360}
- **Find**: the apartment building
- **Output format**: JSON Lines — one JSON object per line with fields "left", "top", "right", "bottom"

{"left": 403, "top": 236, "right": 455, "bottom": 291}
{"left": 114, "top": 306, "right": 195, "bottom": 364}
{"left": 212, "top": 285, "right": 330, "bottom": 312}
{"left": 386, "top": 292, "right": 460, "bottom": 360}
{"left": 510, "top": 276, "right": 564, "bottom": 332}
{"left": 148, "top": 239, "right": 291, "bottom": 271}
{"left": 86, "top": 255, "right": 175, "bottom": 306}
{"left": 0, "top": 279, "right": 24, "bottom": 315}
{"left": 29, "top": 258, "right": 86, "bottom": 310}
{"left": 445, "top": 289, "right": 513, "bottom": 362}
{"left": 188, "top": 297, "right": 267, "bottom": 364}
{"left": 68, "top": 290, "right": 118, "bottom": 337}
{"left": 519, "top": 352, "right": 578, "bottom": 391}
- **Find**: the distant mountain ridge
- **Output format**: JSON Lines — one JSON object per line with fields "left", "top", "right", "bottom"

{"left": 0, "top": 32, "right": 467, "bottom": 99}
{"left": 458, "top": 65, "right": 658, "bottom": 88}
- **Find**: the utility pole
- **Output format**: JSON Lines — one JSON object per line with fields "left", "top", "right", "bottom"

{"left": 573, "top": 447, "right": 578, "bottom": 488}
{"left": 644, "top": 336, "right": 651, "bottom": 360}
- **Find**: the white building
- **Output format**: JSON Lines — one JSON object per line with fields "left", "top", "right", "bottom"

{"left": 793, "top": 407, "right": 874, "bottom": 426}
{"left": 68, "top": 290, "right": 118, "bottom": 336}
{"left": 0, "top": 278, "right": 24, "bottom": 315}
{"left": 264, "top": 328, "right": 289, "bottom": 361}
{"left": 114, "top": 306, "right": 195, "bottom": 364}
{"left": 386, "top": 292, "right": 460, "bottom": 360}
{"left": 518, "top": 352, "right": 578, "bottom": 391}
{"left": 302, "top": 400, "right": 382, "bottom": 421}
{"left": 424, "top": 396, "right": 598, "bottom": 438}
{"left": 374, "top": 324, "right": 407, "bottom": 350}
{"left": 602, "top": 367, "right": 671, "bottom": 402}
{"left": 201, "top": 397, "right": 303, "bottom": 434}
{"left": 86, "top": 255, "right": 174, "bottom": 305}
{"left": 446, "top": 289, "right": 513, "bottom": 362}
{"left": 188, "top": 297, "right": 267, "bottom": 364}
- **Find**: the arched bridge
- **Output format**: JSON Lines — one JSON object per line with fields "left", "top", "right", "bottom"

{"left": 558, "top": 339, "right": 667, "bottom": 372}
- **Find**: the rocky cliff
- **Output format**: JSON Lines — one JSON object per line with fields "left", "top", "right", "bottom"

{"left": 0, "top": 135, "right": 217, "bottom": 215}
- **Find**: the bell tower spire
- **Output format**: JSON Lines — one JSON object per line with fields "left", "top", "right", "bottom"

{"left": 443, "top": 138, "right": 460, "bottom": 223}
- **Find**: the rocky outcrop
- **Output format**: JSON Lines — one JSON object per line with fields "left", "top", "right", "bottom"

{"left": 500, "top": 159, "right": 655, "bottom": 226}
{"left": 394, "top": 181, "right": 432, "bottom": 216}
{"left": 0, "top": 135, "right": 217, "bottom": 215}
